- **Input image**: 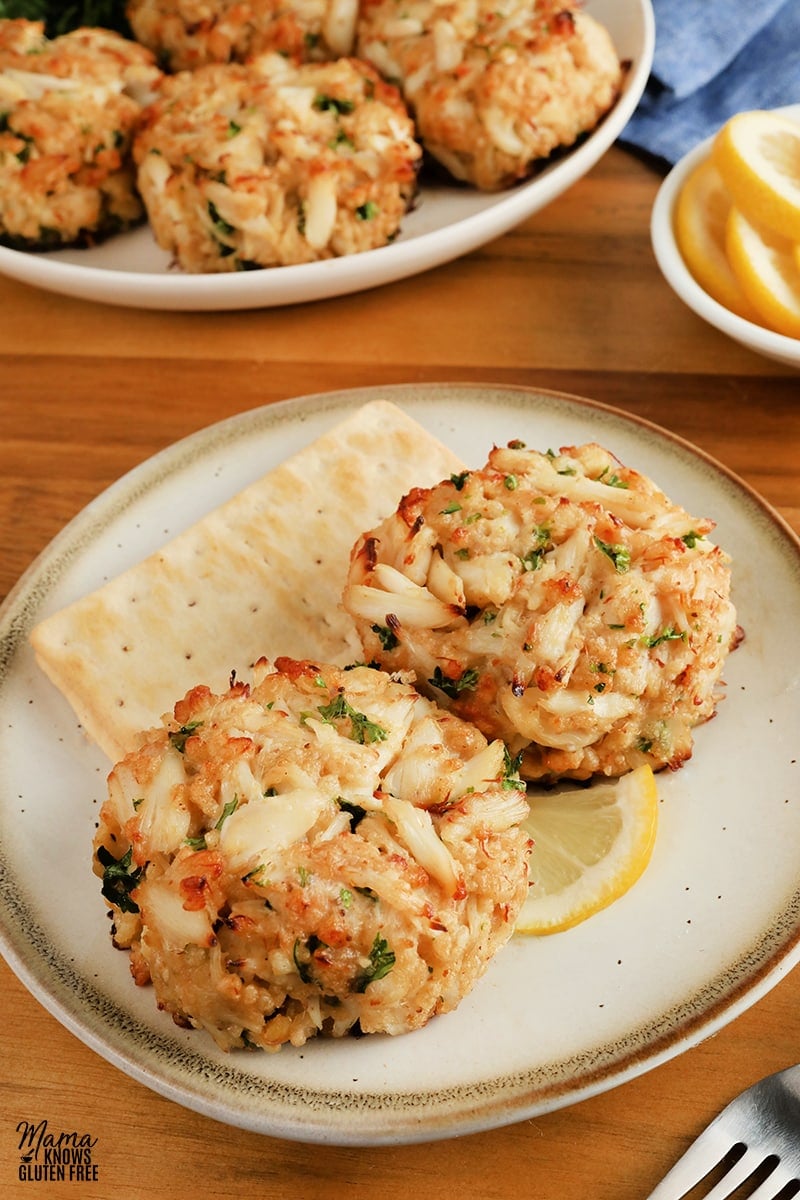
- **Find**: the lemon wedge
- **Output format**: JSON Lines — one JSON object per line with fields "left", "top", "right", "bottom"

{"left": 713, "top": 110, "right": 800, "bottom": 242}
{"left": 726, "top": 206, "right": 800, "bottom": 339}
{"left": 515, "top": 764, "right": 658, "bottom": 936}
{"left": 674, "top": 157, "right": 761, "bottom": 321}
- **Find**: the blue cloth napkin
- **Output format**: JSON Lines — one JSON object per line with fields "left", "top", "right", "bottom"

{"left": 620, "top": 0, "right": 800, "bottom": 165}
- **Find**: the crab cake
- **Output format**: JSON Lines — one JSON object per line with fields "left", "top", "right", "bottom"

{"left": 126, "top": 0, "right": 359, "bottom": 70}
{"left": 0, "top": 20, "right": 161, "bottom": 249}
{"left": 94, "top": 657, "right": 530, "bottom": 1051}
{"left": 356, "top": 0, "right": 623, "bottom": 190}
{"left": 133, "top": 54, "right": 421, "bottom": 272}
{"left": 344, "top": 441, "right": 740, "bottom": 782}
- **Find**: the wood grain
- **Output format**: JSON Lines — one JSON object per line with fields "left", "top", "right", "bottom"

{"left": 1, "top": 145, "right": 799, "bottom": 1200}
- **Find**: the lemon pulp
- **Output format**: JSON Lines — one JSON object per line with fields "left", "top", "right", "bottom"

{"left": 726, "top": 206, "right": 800, "bottom": 339}
{"left": 713, "top": 110, "right": 800, "bottom": 242}
{"left": 516, "top": 763, "right": 659, "bottom": 936}
{"left": 674, "top": 157, "right": 760, "bottom": 321}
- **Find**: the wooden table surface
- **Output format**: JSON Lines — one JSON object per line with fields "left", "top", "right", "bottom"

{"left": 1, "top": 144, "right": 799, "bottom": 1200}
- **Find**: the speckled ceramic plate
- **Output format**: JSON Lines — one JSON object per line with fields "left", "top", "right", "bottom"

{"left": 0, "top": 0, "right": 653, "bottom": 311}
{"left": 2, "top": 383, "right": 800, "bottom": 1145}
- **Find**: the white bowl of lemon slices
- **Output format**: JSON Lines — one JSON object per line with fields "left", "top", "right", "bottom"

{"left": 651, "top": 105, "right": 800, "bottom": 369}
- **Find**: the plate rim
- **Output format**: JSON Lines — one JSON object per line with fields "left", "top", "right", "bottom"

{"left": 3, "top": 379, "right": 800, "bottom": 1146}
{"left": 0, "top": 0, "right": 655, "bottom": 311}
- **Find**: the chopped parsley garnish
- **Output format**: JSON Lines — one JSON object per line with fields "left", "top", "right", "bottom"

{"left": 316, "top": 692, "right": 388, "bottom": 744}
{"left": 14, "top": 133, "right": 33, "bottom": 163}
{"left": 184, "top": 795, "right": 238, "bottom": 850}
{"left": 215, "top": 797, "right": 239, "bottom": 828}
{"left": 641, "top": 626, "right": 687, "bottom": 648}
{"left": 449, "top": 470, "right": 470, "bottom": 490}
{"left": 520, "top": 547, "right": 545, "bottom": 571}
{"left": 329, "top": 129, "right": 355, "bottom": 150}
{"left": 520, "top": 526, "right": 551, "bottom": 572}
{"left": 440, "top": 500, "right": 462, "bottom": 514}
{"left": 337, "top": 797, "right": 368, "bottom": 828}
{"left": 594, "top": 536, "right": 631, "bottom": 574}
{"left": 227, "top": 120, "right": 241, "bottom": 138}
{"left": 371, "top": 622, "right": 399, "bottom": 651}
{"left": 354, "top": 932, "right": 395, "bottom": 992}
{"left": 293, "top": 934, "right": 325, "bottom": 984}
{"left": 168, "top": 720, "right": 203, "bottom": 752}
{"left": 356, "top": 200, "right": 379, "bottom": 220}
{"left": 681, "top": 530, "right": 705, "bottom": 548}
{"left": 428, "top": 665, "right": 480, "bottom": 698}
{"left": 97, "top": 845, "right": 142, "bottom": 914}
{"left": 313, "top": 93, "right": 355, "bottom": 114}
{"left": 596, "top": 466, "right": 629, "bottom": 489}
{"left": 207, "top": 201, "right": 234, "bottom": 236}
{"left": 501, "top": 746, "right": 526, "bottom": 791}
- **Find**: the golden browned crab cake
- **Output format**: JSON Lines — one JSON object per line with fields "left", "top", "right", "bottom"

{"left": 133, "top": 53, "right": 421, "bottom": 272}
{"left": 356, "top": 0, "right": 623, "bottom": 190}
{"left": 0, "top": 20, "right": 161, "bottom": 249}
{"left": 126, "top": 0, "right": 359, "bottom": 70}
{"left": 94, "top": 657, "right": 530, "bottom": 1051}
{"left": 344, "top": 441, "right": 740, "bottom": 782}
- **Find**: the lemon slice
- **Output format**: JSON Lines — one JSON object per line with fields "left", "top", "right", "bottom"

{"left": 515, "top": 764, "right": 658, "bottom": 936}
{"left": 674, "top": 157, "right": 761, "bottom": 321}
{"left": 713, "top": 110, "right": 800, "bottom": 242}
{"left": 726, "top": 206, "right": 800, "bottom": 339}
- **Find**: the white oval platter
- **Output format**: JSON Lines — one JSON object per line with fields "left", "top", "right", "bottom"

{"left": 0, "top": 0, "right": 654, "bottom": 310}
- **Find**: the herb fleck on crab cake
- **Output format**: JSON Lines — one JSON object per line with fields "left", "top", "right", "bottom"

{"left": 94, "top": 657, "right": 530, "bottom": 1051}
{"left": 0, "top": 18, "right": 160, "bottom": 249}
{"left": 133, "top": 53, "right": 422, "bottom": 272}
{"left": 344, "top": 441, "right": 740, "bottom": 782}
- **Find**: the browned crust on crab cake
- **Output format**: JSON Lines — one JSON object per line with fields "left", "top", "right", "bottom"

{"left": 0, "top": 19, "right": 160, "bottom": 249}
{"left": 343, "top": 439, "right": 740, "bottom": 781}
{"left": 356, "top": 0, "right": 623, "bottom": 190}
{"left": 133, "top": 54, "right": 421, "bottom": 272}
{"left": 94, "top": 657, "right": 530, "bottom": 1050}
